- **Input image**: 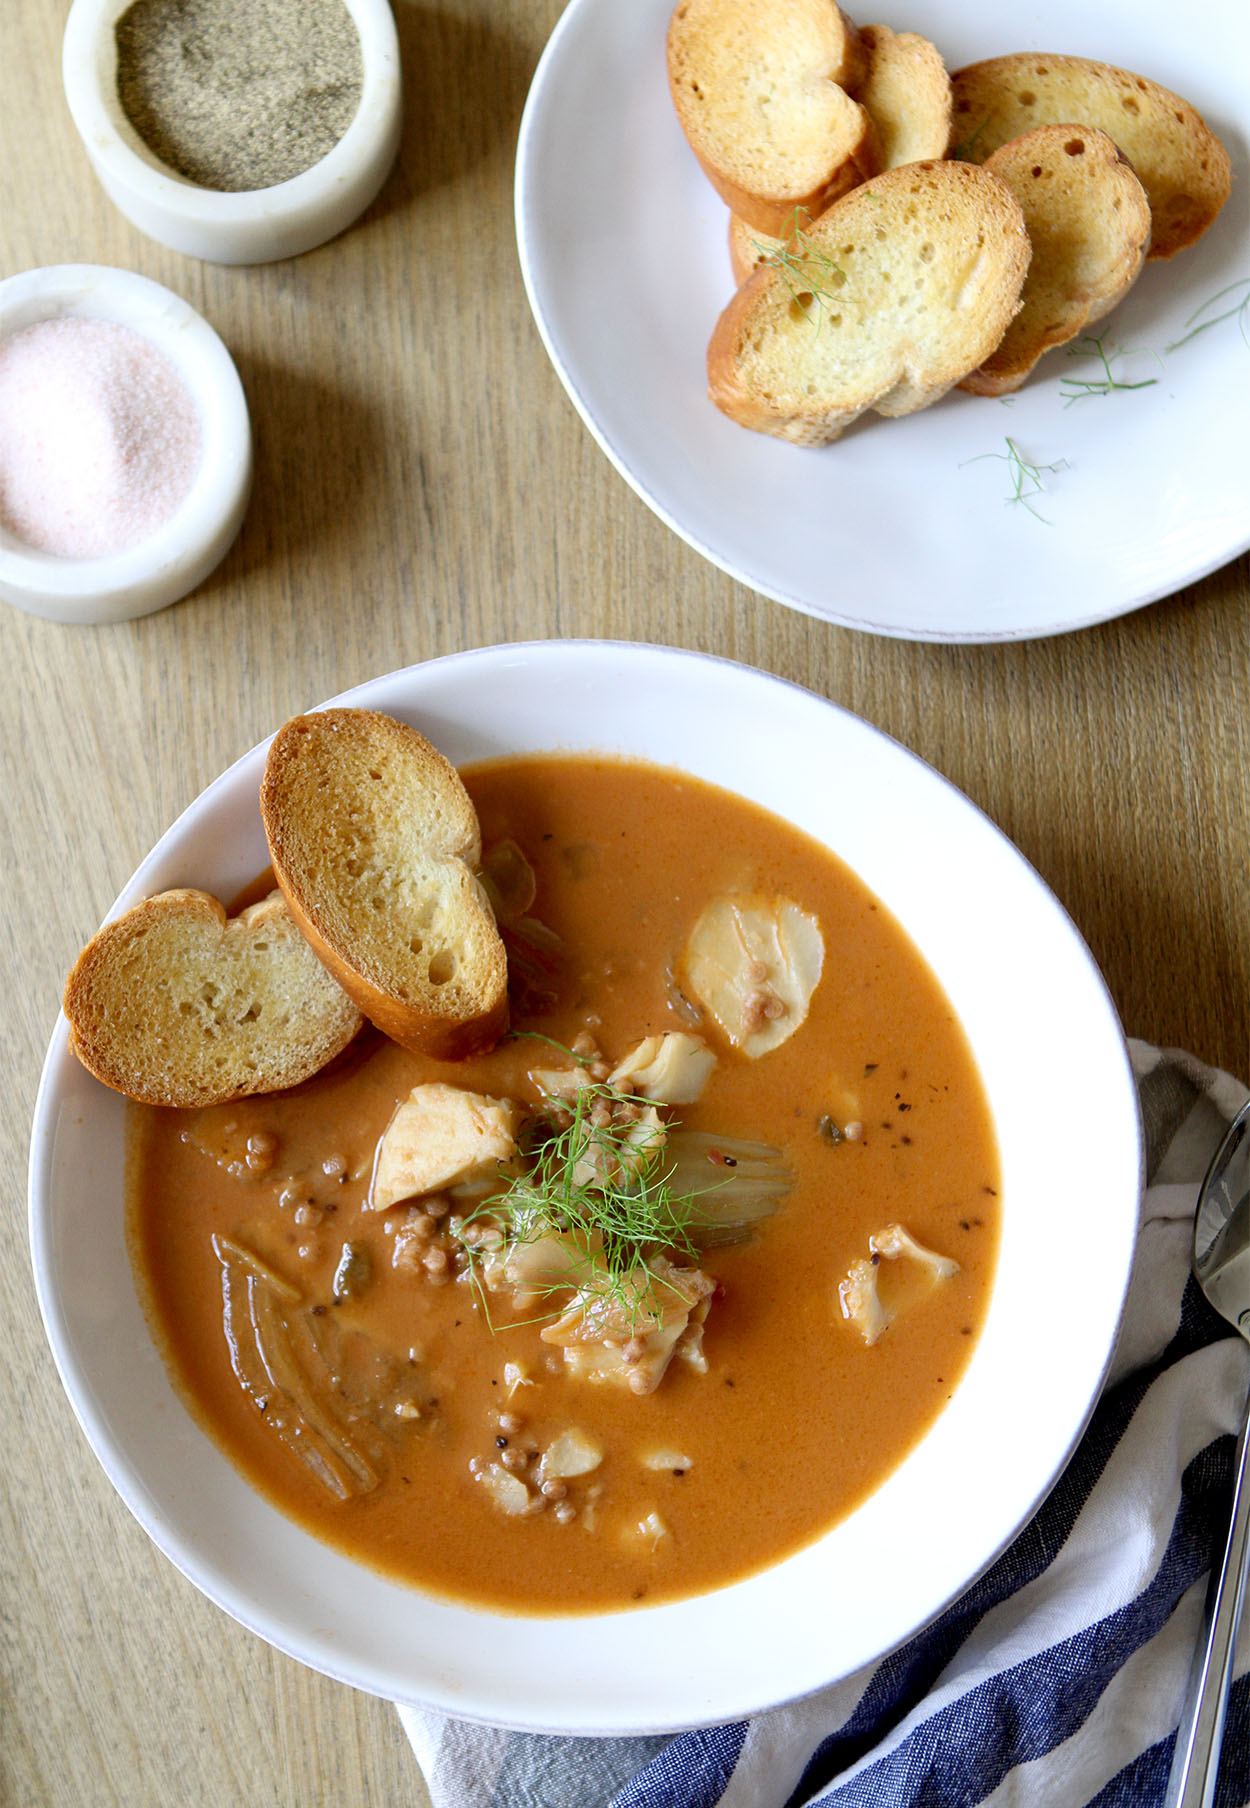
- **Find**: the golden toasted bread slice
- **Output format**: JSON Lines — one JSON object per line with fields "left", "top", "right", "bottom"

{"left": 726, "top": 23, "right": 951, "bottom": 288}
{"left": 859, "top": 24, "right": 951, "bottom": 169}
{"left": 950, "top": 54, "right": 1231, "bottom": 259}
{"left": 728, "top": 212, "right": 787, "bottom": 287}
{"left": 961, "top": 124, "right": 1151, "bottom": 396}
{"left": 709, "top": 160, "right": 1029, "bottom": 445}
{"left": 668, "top": 0, "right": 880, "bottom": 236}
{"left": 260, "top": 709, "right": 507, "bottom": 1060}
{"left": 63, "top": 889, "right": 364, "bottom": 1107}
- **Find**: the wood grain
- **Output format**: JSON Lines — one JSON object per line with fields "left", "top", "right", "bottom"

{"left": 1, "top": 3, "right": 1246, "bottom": 1804}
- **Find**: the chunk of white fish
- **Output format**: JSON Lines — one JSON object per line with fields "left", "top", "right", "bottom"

{"left": 543, "top": 1256, "right": 715, "bottom": 1396}
{"left": 542, "top": 1256, "right": 709, "bottom": 1346}
{"left": 476, "top": 1461, "right": 540, "bottom": 1516}
{"left": 626, "top": 1510, "right": 670, "bottom": 1552}
{"left": 838, "top": 1256, "right": 894, "bottom": 1346}
{"left": 683, "top": 896, "right": 824, "bottom": 1056}
{"left": 501, "top": 1225, "right": 590, "bottom": 1292}
{"left": 369, "top": 1082, "right": 517, "bottom": 1210}
{"left": 569, "top": 1102, "right": 665, "bottom": 1191}
{"left": 538, "top": 1428, "right": 603, "bottom": 1482}
{"left": 528, "top": 1062, "right": 597, "bottom": 1101}
{"left": 639, "top": 1447, "right": 693, "bottom": 1472}
{"left": 838, "top": 1222, "right": 961, "bottom": 1345}
{"left": 476, "top": 1219, "right": 597, "bottom": 1301}
{"left": 608, "top": 1032, "right": 717, "bottom": 1105}
{"left": 870, "top": 1222, "right": 961, "bottom": 1279}
{"left": 674, "top": 1318, "right": 708, "bottom": 1373}
{"left": 560, "top": 1317, "right": 689, "bottom": 1394}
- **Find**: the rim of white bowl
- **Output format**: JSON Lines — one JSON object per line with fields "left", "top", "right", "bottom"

{"left": 0, "top": 264, "right": 252, "bottom": 623}
{"left": 62, "top": 0, "right": 402, "bottom": 263}
{"left": 27, "top": 641, "right": 1144, "bottom": 1731}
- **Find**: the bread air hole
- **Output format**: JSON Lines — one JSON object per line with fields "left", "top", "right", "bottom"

{"left": 1122, "top": 97, "right": 1140, "bottom": 115}
{"left": 427, "top": 950, "right": 457, "bottom": 985}
{"left": 1016, "top": 90, "right": 1036, "bottom": 106}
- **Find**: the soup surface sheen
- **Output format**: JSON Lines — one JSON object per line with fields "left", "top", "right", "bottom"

{"left": 129, "top": 755, "right": 1000, "bottom": 1613}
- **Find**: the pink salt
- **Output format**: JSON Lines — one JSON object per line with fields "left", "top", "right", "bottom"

{"left": 0, "top": 316, "right": 201, "bottom": 559}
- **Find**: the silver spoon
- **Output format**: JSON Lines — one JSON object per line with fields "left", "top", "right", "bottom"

{"left": 1164, "top": 1097, "right": 1250, "bottom": 1808}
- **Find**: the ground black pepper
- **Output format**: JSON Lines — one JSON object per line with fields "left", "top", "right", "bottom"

{"left": 115, "top": 0, "right": 364, "bottom": 193}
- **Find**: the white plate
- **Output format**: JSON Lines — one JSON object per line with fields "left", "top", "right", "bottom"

{"left": 516, "top": 0, "right": 1250, "bottom": 642}
{"left": 29, "top": 643, "right": 1141, "bottom": 1731}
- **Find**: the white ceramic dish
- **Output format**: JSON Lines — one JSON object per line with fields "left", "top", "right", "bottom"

{"left": 515, "top": 0, "right": 1250, "bottom": 643}
{"left": 29, "top": 642, "right": 1142, "bottom": 1732}
{"left": 62, "top": 0, "right": 401, "bottom": 264}
{"left": 0, "top": 265, "right": 251, "bottom": 625}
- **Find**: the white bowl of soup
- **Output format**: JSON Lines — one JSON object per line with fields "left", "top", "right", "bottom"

{"left": 28, "top": 641, "right": 1141, "bottom": 1732}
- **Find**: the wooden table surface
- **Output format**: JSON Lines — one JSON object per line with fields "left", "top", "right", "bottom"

{"left": 1, "top": 3, "right": 1246, "bottom": 1804}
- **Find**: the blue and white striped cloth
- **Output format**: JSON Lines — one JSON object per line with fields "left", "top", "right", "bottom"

{"left": 398, "top": 1042, "right": 1250, "bottom": 1808}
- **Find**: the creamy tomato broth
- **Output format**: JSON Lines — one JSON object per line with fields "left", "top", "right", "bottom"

{"left": 128, "top": 755, "right": 999, "bottom": 1613}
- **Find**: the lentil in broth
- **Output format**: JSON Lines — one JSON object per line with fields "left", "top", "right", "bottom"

{"left": 128, "top": 755, "right": 999, "bottom": 1612}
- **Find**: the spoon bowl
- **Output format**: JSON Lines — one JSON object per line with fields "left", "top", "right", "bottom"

{"left": 1194, "top": 1104, "right": 1250, "bottom": 1332}
{"left": 1165, "top": 1098, "right": 1250, "bottom": 1808}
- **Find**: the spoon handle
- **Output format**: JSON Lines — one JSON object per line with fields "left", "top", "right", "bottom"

{"left": 1163, "top": 1377, "right": 1250, "bottom": 1808}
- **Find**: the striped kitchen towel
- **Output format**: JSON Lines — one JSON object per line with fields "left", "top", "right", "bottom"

{"left": 398, "top": 1042, "right": 1250, "bottom": 1808}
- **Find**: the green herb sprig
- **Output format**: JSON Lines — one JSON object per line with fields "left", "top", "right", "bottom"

{"left": 1166, "top": 278, "right": 1250, "bottom": 352}
{"left": 756, "top": 211, "right": 848, "bottom": 328}
{"left": 1060, "top": 334, "right": 1160, "bottom": 406}
{"left": 460, "top": 1080, "right": 710, "bottom": 1333}
{"left": 962, "top": 437, "right": 1067, "bottom": 523}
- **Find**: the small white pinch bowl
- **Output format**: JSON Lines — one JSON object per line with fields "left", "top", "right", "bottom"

{"left": 29, "top": 643, "right": 1144, "bottom": 1734}
{"left": 0, "top": 265, "right": 252, "bottom": 625}
{"left": 62, "top": 0, "right": 402, "bottom": 264}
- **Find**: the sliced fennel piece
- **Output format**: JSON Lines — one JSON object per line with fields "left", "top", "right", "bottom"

{"left": 664, "top": 1130, "right": 792, "bottom": 1243}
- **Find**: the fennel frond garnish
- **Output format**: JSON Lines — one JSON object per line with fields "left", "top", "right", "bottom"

{"left": 460, "top": 1079, "right": 786, "bottom": 1331}
{"left": 756, "top": 211, "right": 848, "bottom": 329}
{"left": 1060, "top": 334, "right": 1161, "bottom": 406}
{"left": 962, "top": 437, "right": 1067, "bottom": 523}
{"left": 1166, "top": 278, "right": 1250, "bottom": 353}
